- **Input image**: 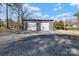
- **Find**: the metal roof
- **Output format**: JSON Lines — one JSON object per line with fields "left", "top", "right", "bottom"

{"left": 23, "top": 19, "right": 53, "bottom": 21}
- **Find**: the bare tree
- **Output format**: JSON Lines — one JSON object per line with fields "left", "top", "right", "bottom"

{"left": 11, "top": 3, "right": 32, "bottom": 29}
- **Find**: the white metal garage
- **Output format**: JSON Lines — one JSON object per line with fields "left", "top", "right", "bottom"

{"left": 41, "top": 23, "right": 49, "bottom": 31}
{"left": 23, "top": 19, "right": 53, "bottom": 31}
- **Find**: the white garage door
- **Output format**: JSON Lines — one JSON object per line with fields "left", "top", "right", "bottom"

{"left": 41, "top": 23, "right": 49, "bottom": 31}
{"left": 28, "top": 22, "right": 36, "bottom": 31}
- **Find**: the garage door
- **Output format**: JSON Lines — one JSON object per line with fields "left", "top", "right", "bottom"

{"left": 41, "top": 23, "right": 49, "bottom": 31}
{"left": 27, "top": 22, "right": 36, "bottom": 31}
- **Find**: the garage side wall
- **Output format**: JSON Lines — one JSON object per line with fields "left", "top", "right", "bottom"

{"left": 49, "top": 21, "right": 53, "bottom": 30}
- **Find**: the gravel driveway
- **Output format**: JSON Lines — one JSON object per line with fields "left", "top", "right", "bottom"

{"left": 0, "top": 31, "right": 79, "bottom": 56}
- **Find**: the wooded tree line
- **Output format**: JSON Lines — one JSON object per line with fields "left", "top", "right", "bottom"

{"left": 0, "top": 3, "right": 34, "bottom": 32}
{"left": 53, "top": 20, "right": 79, "bottom": 30}
{"left": 53, "top": 11, "right": 79, "bottom": 30}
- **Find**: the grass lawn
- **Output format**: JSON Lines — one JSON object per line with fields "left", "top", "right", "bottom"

{"left": 57, "top": 30, "right": 79, "bottom": 36}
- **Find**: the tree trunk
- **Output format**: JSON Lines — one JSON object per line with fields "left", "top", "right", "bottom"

{"left": 21, "top": 14, "right": 24, "bottom": 30}
{"left": 6, "top": 3, "right": 9, "bottom": 29}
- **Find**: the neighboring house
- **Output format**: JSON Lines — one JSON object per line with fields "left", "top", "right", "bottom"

{"left": 23, "top": 19, "right": 53, "bottom": 31}
{"left": 65, "top": 20, "right": 79, "bottom": 30}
